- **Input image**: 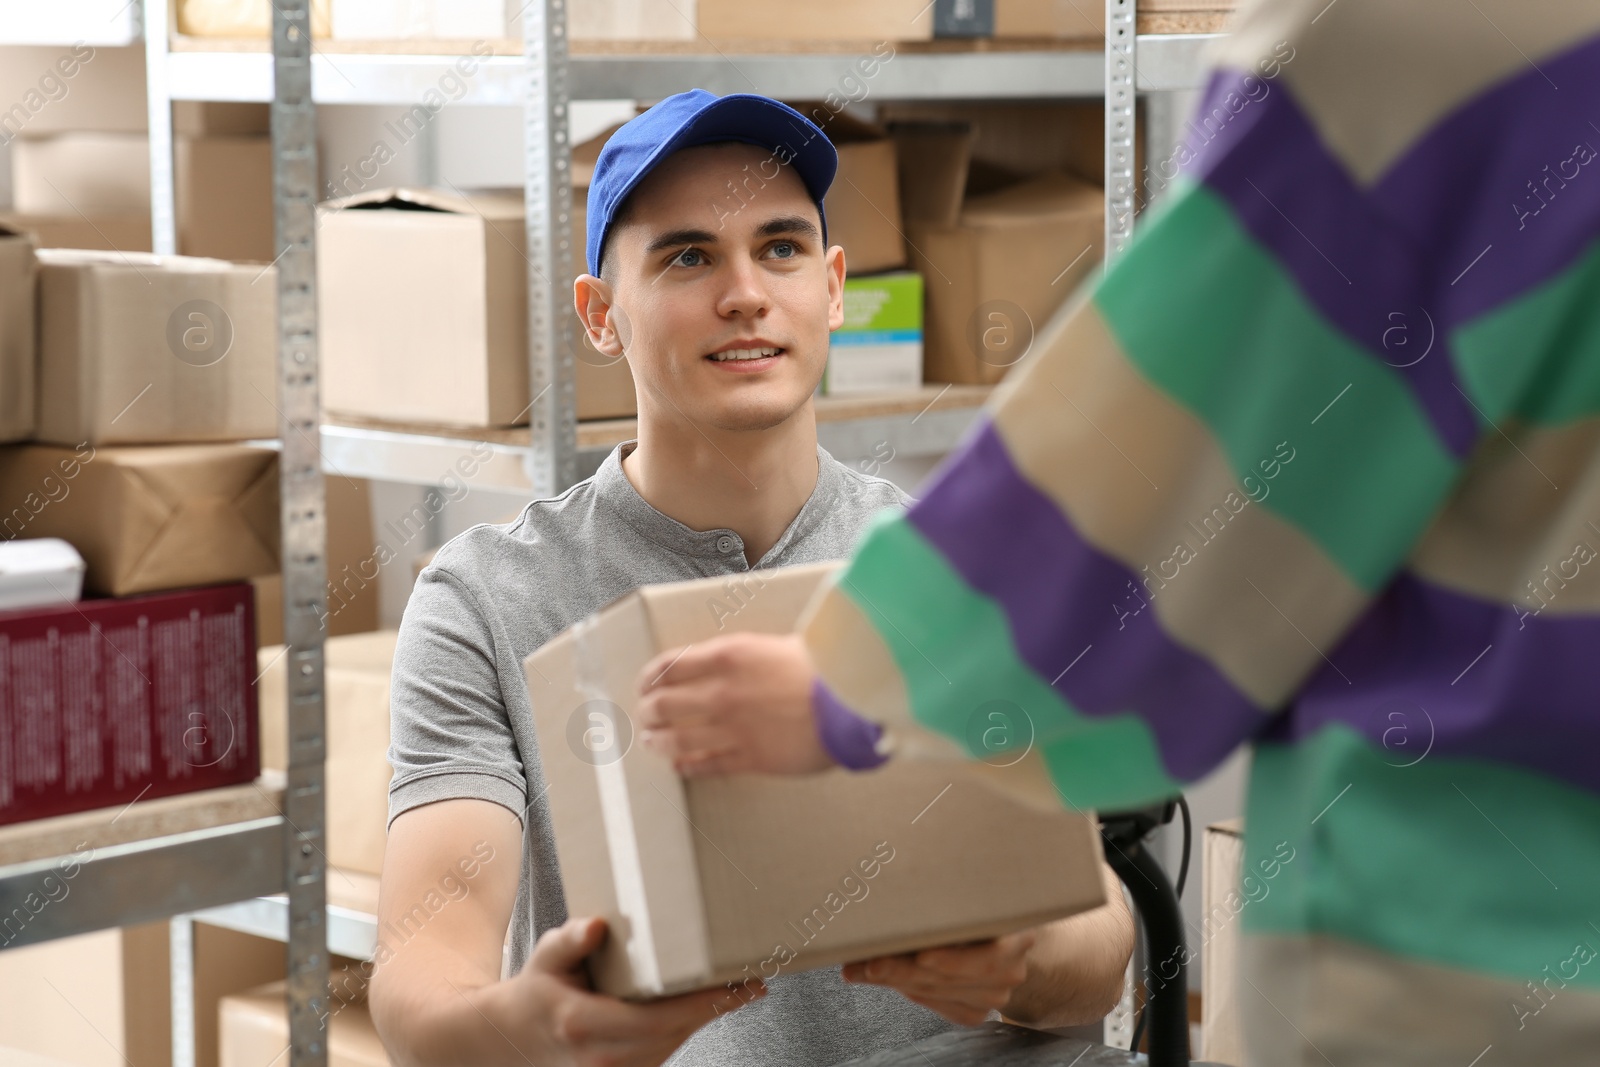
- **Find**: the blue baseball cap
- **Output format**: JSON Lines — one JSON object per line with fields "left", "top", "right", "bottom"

{"left": 584, "top": 90, "right": 838, "bottom": 277}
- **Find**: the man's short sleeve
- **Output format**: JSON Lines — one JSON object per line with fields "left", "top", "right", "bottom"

{"left": 387, "top": 563, "right": 528, "bottom": 828}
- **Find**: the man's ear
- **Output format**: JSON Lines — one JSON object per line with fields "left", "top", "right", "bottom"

{"left": 573, "top": 274, "right": 626, "bottom": 358}
{"left": 825, "top": 245, "right": 847, "bottom": 333}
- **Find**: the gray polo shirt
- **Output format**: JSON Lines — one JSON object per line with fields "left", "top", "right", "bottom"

{"left": 388, "top": 443, "right": 955, "bottom": 1065}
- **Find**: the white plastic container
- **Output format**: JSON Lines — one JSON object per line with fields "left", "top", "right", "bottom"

{"left": 0, "top": 538, "right": 85, "bottom": 612}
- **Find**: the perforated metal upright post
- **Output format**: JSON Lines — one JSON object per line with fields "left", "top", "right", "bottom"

{"left": 523, "top": 0, "right": 579, "bottom": 497}
{"left": 270, "top": 2, "right": 331, "bottom": 1063}
{"left": 1105, "top": 0, "right": 1137, "bottom": 264}
{"left": 1103, "top": 8, "right": 1142, "bottom": 1050}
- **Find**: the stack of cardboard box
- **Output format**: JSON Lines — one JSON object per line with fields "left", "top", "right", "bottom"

{"left": 885, "top": 105, "right": 1106, "bottom": 385}
{"left": 0, "top": 43, "right": 152, "bottom": 252}
{"left": 806, "top": 107, "right": 927, "bottom": 396}
{"left": 0, "top": 233, "right": 284, "bottom": 829}
{"left": 0, "top": 35, "right": 276, "bottom": 263}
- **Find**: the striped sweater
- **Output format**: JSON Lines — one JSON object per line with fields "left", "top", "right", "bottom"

{"left": 801, "top": 0, "right": 1600, "bottom": 1061}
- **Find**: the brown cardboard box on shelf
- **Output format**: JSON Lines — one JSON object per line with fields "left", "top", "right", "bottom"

{"left": 1202, "top": 819, "right": 1245, "bottom": 1065}
{"left": 568, "top": 0, "right": 696, "bottom": 41}
{"left": 10, "top": 130, "right": 274, "bottom": 261}
{"left": 0, "top": 443, "right": 278, "bottom": 596}
{"left": 176, "top": 135, "right": 275, "bottom": 262}
{"left": 994, "top": 0, "right": 1104, "bottom": 37}
{"left": 10, "top": 133, "right": 151, "bottom": 216}
{"left": 318, "top": 187, "right": 635, "bottom": 427}
{"left": 0, "top": 226, "right": 36, "bottom": 443}
{"left": 34, "top": 249, "right": 278, "bottom": 446}
{"left": 893, "top": 120, "right": 1102, "bottom": 384}
{"left": 525, "top": 562, "right": 1106, "bottom": 998}
{"left": 177, "top": 0, "right": 331, "bottom": 37}
{"left": 221, "top": 981, "right": 385, "bottom": 1067}
{"left": 788, "top": 106, "right": 905, "bottom": 275}
{"left": 697, "top": 0, "right": 932, "bottom": 42}
{"left": 173, "top": 102, "right": 271, "bottom": 136}
{"left": 257, "top": 631, "right": 396, "bottom": 876}
{"left": 911, "top": 171, "right": 1102, "bottom": 384}
{"left": 0, "top": 211, "right": 153, "bottom": 253}
{"left": 252, "top": 477, "right": 381, "bottom": 648}
{"left": 882, "top": 100, "right": 1106, "bottom": 189}
{"left": 0, "top": 44, "right": 147, "bottom": 137}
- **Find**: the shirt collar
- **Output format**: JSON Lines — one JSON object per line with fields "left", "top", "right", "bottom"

{"left": 593, "top": 441, "right": 840, "bottom": 566}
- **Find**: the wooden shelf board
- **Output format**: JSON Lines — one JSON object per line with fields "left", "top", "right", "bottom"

{"left": 0, "top": 771, "right": 284, "bottom": 868}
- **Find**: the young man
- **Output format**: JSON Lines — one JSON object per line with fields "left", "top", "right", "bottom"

{"left": 369, "top": 90, "right": 1133, "bottom": 1066}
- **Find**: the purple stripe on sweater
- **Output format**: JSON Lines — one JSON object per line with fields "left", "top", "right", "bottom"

{"left": 1268, "top": 571, "right": 1600, "bottom": 796}
{"left": 906, "top": 422, "right": 1266, "bottom": 783}
{"left": 1188, "top": 69, "right": 1480, "bottom": 455}
{"left": 811, "top": 678, "right": 889, "bottom": 770}
{"left": 1374, "top": 33, "right": 1600, "bottom": 328}
{"left": 1186, "top": 37, "right": 1600, "bottom": 452}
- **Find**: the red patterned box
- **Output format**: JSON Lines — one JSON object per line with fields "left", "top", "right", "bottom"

{"left": 0, "top": 581, "right": 260, "bottom": 826}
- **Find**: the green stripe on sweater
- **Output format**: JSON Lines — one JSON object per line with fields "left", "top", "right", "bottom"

{"left": 1095, "top": 182, "right": 1460, "bottom": 590}
{"left": 839, "top": 512, "right": 1180, "bottom": 811}
{"left": 1244, "top": 725, "right": 1600, "bottom": 989}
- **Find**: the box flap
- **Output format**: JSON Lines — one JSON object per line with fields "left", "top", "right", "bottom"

{"left": 888, "top": 121, "right": 973, "bottom": 226}
{"left": 319, "top": 186, "right": 464, "bottom": 214}
{"left": 317, "top": 185, "right": 522, "bottom": 218}
{"left": 637, "top": 562, "right": 840, "bottom": 649}
{"left": 959, "top": 170, "right": 1102, "bottom": 225}
{"left": 789, "top": 104, "right": 889, "bottom": 147}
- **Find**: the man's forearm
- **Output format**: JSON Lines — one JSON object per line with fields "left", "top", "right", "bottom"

{"left": 372, "top": 953, "right": 521, "bottom": 1067}
{"left": 1002, "top": 866, "right": 1135, "bottom": 1029}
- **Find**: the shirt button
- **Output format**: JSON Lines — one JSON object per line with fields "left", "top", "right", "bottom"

{"left": 716, "top": 535, "right": 736, "bottom": 553}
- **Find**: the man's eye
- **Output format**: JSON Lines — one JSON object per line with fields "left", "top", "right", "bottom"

{"left": 768, "top": 241, "right": 797, "bottom": 259}
{"left": 673, "top": 248, "right": 705, "bottom": 267}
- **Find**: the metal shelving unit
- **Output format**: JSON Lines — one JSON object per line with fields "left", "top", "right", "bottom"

{"left": 142, "top": 15, "right": 1220, "bottom": 493}
{"left": 0, "top": 1, "right": 1231, "bottom": 1060}
{"left": 0, "top": 5, "right": 332, "bottom": 1067}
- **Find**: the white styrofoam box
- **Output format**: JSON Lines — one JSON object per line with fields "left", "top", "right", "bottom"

{"left": 0, "top": 538, "right": 85, "bottom": 611}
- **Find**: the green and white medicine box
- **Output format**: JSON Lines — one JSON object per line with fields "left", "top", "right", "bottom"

{"left": 825, "top": 270, "right": 923, "bottom": 395}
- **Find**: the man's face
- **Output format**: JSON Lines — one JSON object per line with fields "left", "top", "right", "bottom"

{"left": 586, "top": 142, "right": 845, "bottom": 434}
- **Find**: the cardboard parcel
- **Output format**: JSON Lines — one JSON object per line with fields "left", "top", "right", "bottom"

{"left": 525, "top": 562, "right": 1105, "bottom": 999}
{"left": 893, "top": 119, "right": 1103, "bottom": 385}
{"left": 0, "top": 443, "right": 279, "bottom": 596}
{"left": 35, "top": 249, "right": 278, "bottom": 446}
{"left": 318, "top": 187, "right": 635, "bottom": 426}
